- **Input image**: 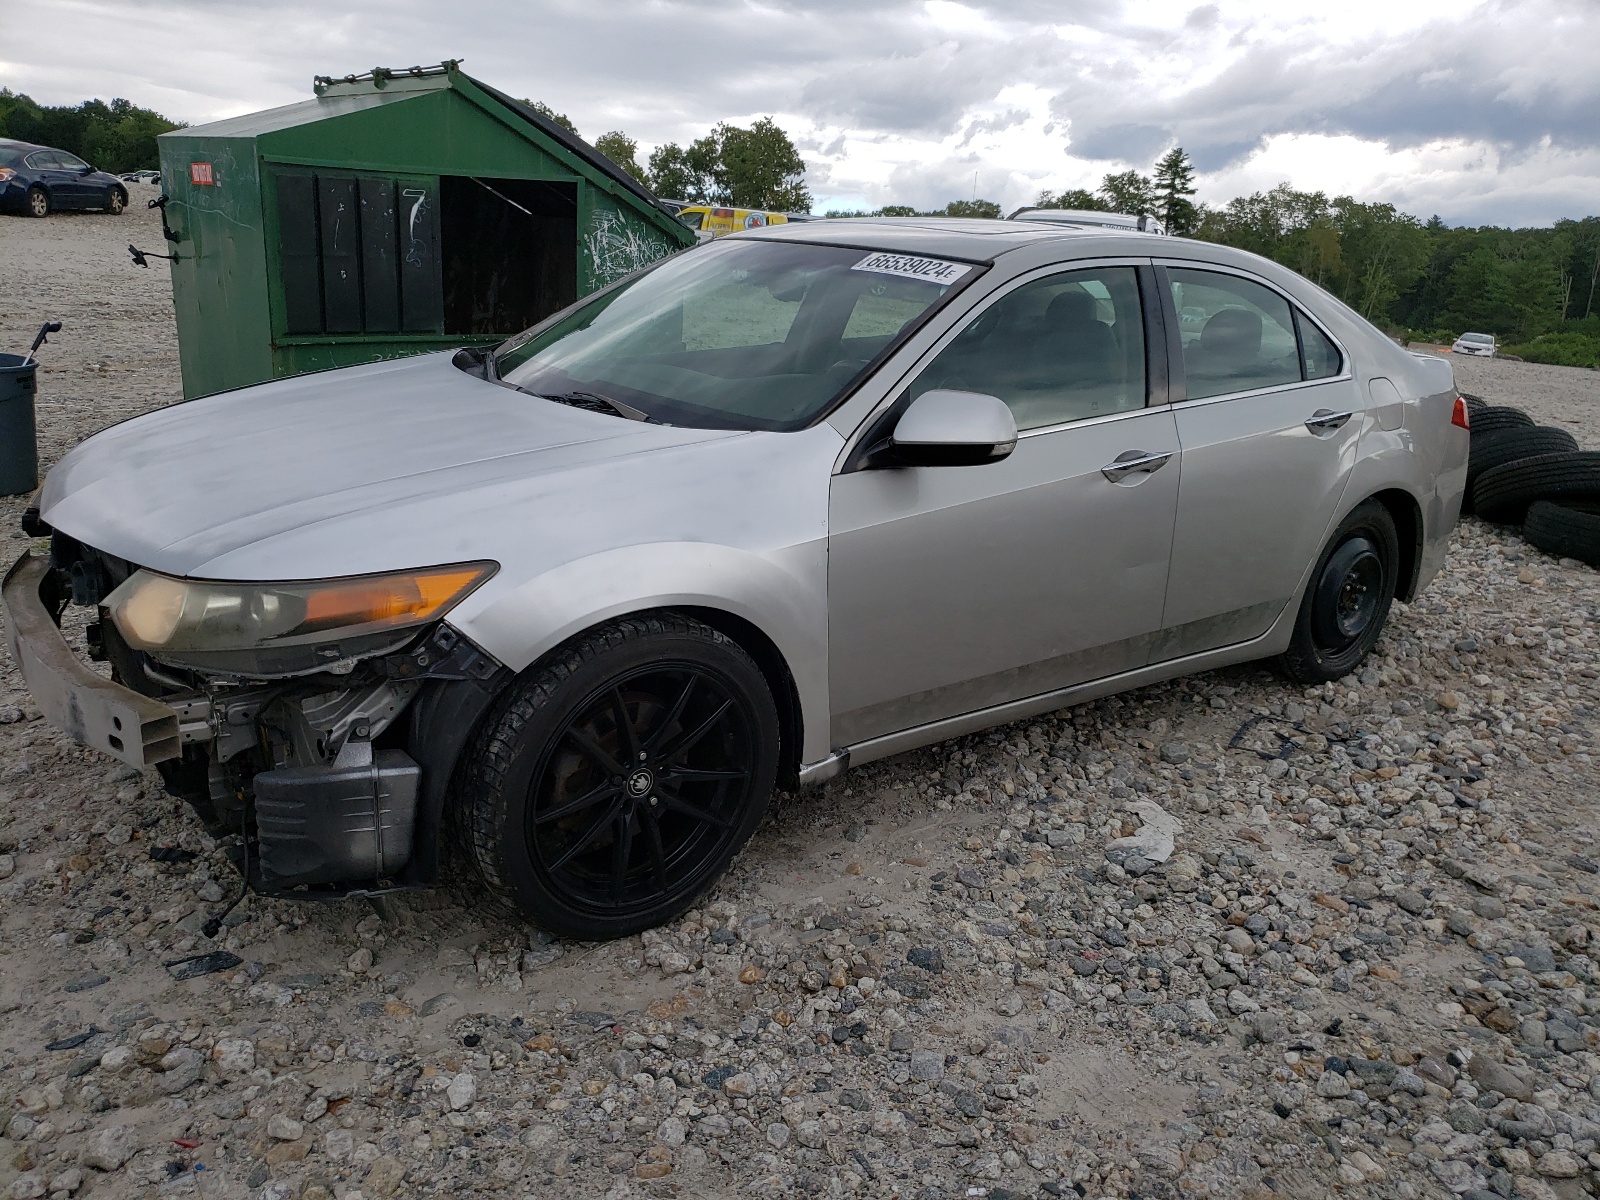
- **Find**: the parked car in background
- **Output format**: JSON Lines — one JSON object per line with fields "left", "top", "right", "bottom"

{"left": 675, "top": 204, "right": 793, "bottom": 242}
{"left": 0, "top": 138, "right": 127, "bottom": 217}
{"left": 1009, "top": 207, "right": 1166, "bottom": 235}
{"left": 1452, "top": 332, "right": 1497, "bottom": 357}
{"left": 119, "top": 170, "right": 161, "bottom": 185}
{"left": 5, "top": 218, "right": 1467, "bottom": 939}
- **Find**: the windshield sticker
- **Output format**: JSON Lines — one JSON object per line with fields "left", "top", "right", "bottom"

{"left": 851, "top": 252, "right": 972, "bottom": 286}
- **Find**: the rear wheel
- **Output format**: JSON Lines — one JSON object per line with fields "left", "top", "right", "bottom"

{"left": 1278, "top": 500, "right": 1399, "bottom": 683}
{"left": 458, "top": 613, "right": 779, "bottom": 939}
{"left": 26, "top": 187, "right": 49, "bottom": 218}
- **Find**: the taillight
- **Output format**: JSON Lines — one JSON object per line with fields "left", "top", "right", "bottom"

{"left": 0, "top": 168, "right": 15, "bottom": 183}
{"left": 1451, "top": 395, "right": 1470, "bottom": 430}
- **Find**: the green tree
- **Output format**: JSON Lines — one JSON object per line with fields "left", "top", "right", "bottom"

{"left": 0, "top": 89, "right": 181, "bottom": 172}
{"left": 1099, "top": 170, "right": 1155, "bottom": 216}
{"left": 940, "top": 198, "right": 1002, "bottom": 218}
{"left": 647, "top": 135, "right": 722, "bottom": 202}
{"left": 876, "top": 205, "right": 919, "bottom": 217}
{"left": 1036, "top": 188, "right": 1106, "bottom": 211}
{"left": 525, "top": 100, "right": 578, "bottom": 138}
{"left": 594, "top": 131, "right": 644, "bottom": 183}
{"left": 1152, "top": 147, "right": 1199, "bottom": 235}
{"left": 648, "top": 118, "right": 810, "bottom": 211}
{"left": 716, "top": 118, "right": 810, "bottom": 211}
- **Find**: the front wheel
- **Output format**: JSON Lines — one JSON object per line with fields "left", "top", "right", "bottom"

{"left": 106, "top": 188, "right": 126, "bottom": 215}
{"left": 1278, "top": 499, "right": 1399, "bottom": 683}
{"left": 457, "top": 613, "right": 780, "bottom": 939}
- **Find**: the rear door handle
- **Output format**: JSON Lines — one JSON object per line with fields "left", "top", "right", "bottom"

{"left": 1101, "top": 450, "right": 1173, "bottom": 482}
{"left": 1305, "top": 409, "right": 1353, "bottom": 435}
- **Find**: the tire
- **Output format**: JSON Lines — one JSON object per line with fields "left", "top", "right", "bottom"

{"left": 1462, "top": 393, "right": 1488, "bottom": 412}
{"left": 1466, "top": 426, "right": 1578, "bottom": 494}
{"left": 457, "top": 613, "right": 780, "bottom": 939}
{"left": 26, "top": 186, "right": 50, "bottom": 218}
{"left": 1523, "top": 502, "right": 1600, "bottom": 567}
{"left": 1473, "top": 451, "right": 1600, "bottom": 525}
{"left": 106, "top": 188, "right": 126, "bottom": 215}
{"left": 1468, "top": 406, "right": 1533, "bottom": 436}
{"left": 1278, "top": 499, "right": 1399, "bottom": 684}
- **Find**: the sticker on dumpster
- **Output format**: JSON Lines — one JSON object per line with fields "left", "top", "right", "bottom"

{"left": 851, "top": 252, "right": 971, "bottom": 286}
{"left": 189, "top": 163, "right": 214, "bottom": 186}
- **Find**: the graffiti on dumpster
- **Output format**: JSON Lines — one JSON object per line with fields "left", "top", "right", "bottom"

{"left": 585, "top": 209, "right": 676, "bottom": 288}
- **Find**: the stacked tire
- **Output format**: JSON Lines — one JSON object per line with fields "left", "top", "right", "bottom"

{"left": 1465, "top": 394, "right": 1600, "bottom": 566}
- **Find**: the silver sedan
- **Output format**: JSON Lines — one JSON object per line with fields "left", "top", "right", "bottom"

{"left": 3, "top": 218, "right": 1469, "bottom": 938}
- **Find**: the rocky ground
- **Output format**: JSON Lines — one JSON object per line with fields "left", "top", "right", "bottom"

{"left": 3, "top": 202, "right": 1600, "bottom": 1200}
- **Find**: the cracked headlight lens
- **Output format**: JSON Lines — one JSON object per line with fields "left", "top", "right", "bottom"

{"left": 105, "top": 562, "right": 497, "bottom": 673}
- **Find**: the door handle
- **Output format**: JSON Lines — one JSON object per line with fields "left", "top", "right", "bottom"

{"left": 1100, "top": 450, "right": 1173, "bottom": 482}
{"left": 1305, "top": 409, "right": 1353, "bottom": 435}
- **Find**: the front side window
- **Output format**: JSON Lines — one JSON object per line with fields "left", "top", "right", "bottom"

{"left": 908, "top": 265, "right": 1146, "bottom": 431}
{"left": 1169, "top": 268, "right": 1300, "bottom": 399}
{"left": 678, "top": 210, "right": 705, "bottom": 231}
{"left": 496, "top": 240, "right": 973, "bottom": 431}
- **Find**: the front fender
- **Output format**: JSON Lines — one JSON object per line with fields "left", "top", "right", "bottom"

{"left": 454, "top": 539, "right": 830, "bottom": 762}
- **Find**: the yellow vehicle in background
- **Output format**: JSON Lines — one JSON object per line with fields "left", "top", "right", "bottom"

{"left": 673, "top": 205, "right": 798, "bottom": 242}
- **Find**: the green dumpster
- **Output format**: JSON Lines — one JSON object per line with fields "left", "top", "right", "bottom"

{"left": 156, "top": 62, "right": 696, "bottom": 399}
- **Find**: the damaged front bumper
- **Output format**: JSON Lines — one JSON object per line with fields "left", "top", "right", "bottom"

{"left": 3, "top": 552, "right": 181, "bottom": 768}
{"left": 2, "top": 549, "right": 505, "bottom": 894}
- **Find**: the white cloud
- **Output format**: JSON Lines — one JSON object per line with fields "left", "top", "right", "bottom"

{"left": 1, "top": 0, "right": 1595, "bottom": 224}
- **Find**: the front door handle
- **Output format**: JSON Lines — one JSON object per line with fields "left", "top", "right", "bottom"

{"left": 1101, "top": 450, "right": 1173, "bottom": 482}
{"left": 1305, "top": 408, "right": 1353, "bottom": 435}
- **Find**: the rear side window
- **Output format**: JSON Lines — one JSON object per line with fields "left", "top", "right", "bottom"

{"left": 1168, "top": 268, "right": 1300, "bottom": 399}
{"left": 1297, "top": 311, "right": 1342, "bottom": 380}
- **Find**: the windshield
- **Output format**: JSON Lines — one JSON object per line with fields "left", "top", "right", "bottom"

{"left": 1461, "top": 333, "right": 1494, "bottom": 344}
{"left": 494, "top": 239, "right": 977, "bottom": 431}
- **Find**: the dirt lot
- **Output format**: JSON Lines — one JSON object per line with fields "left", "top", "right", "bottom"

{"left": 3, "top": 200, "right": 1600, "bottom": 1200}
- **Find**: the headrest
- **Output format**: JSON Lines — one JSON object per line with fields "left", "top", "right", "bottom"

{"left": 1200, "top": 307, "right": 1262, "bottom": 357}
{"left": 1045, "top": 289, "right": 1097, "bottom": 325}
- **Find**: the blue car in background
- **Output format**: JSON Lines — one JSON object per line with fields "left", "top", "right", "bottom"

{"left": 0, "top": 138, "right": 128, "bottom": 217}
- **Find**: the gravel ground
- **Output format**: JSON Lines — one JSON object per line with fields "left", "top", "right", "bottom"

{"left": 4, "top": 205, "right": 1600, "bottom": 1200}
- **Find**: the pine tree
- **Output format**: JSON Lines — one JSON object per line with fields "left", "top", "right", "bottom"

{"left": 1153, "top": 147, "right": 1199, "bottom": 236}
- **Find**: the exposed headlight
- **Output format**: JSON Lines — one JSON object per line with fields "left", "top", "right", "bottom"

{"left": 105, "top": 562, "right": 497, "bottom": 674}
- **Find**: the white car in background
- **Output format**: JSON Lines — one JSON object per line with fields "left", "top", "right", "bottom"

{"left": 1452, "top": 332, "right": 1497, "bottom": 357}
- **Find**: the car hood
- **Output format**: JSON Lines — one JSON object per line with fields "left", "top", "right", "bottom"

{"left": 41, "top": 352, "right": 747, "bottom": 578}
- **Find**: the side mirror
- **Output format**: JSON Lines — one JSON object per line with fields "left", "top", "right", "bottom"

{"left": 80, "top": 165, "right": 94, "bottom": 176}
{"left": 886, "top": 389, "right": 1017, "bottom": 467}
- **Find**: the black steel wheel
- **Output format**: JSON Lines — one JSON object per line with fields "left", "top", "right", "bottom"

{"left": 459, "top": 613, "right": 779, "bottom": 939}
{"left": 1278, "top": 499, "right": 1399, "bottom": 683}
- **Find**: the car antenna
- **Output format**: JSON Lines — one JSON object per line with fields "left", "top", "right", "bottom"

{"left": 21, "top": 321, "right": 62, "bottom": 367}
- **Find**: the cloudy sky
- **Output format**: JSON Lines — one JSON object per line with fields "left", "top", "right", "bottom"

{"left": 5, "top": 0, "right": 1597, "bottom": 225}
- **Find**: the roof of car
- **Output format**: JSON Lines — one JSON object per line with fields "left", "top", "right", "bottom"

{"left": 740, "top": 216, "right": 1163, "bottom": 260}
{"left": 0, "top": 138, "right": 44, "bottom": 152}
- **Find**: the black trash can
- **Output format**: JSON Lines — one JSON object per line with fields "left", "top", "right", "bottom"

{"left": 0, "top": 353, "right": 39, "bottom": 496}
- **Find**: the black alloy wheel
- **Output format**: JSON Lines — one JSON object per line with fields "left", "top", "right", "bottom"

{"left": 1279, "top": 499, "right": 1399, "bottom": 683}
{"left": 460, "top": 614, "right": 779, "bottom": 939}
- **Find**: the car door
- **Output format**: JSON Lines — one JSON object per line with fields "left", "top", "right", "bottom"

{"left": 25, "top": 152, "right": 71, "bottom": 208}
{"left": 1155, "top": 263, "right": 1361, "bottom": 658}
{"left": 55, "top": 153, "right": 98, "bottom": 208}
{"left": 828, "top": 262, "right": 1181, "bottom": 747}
